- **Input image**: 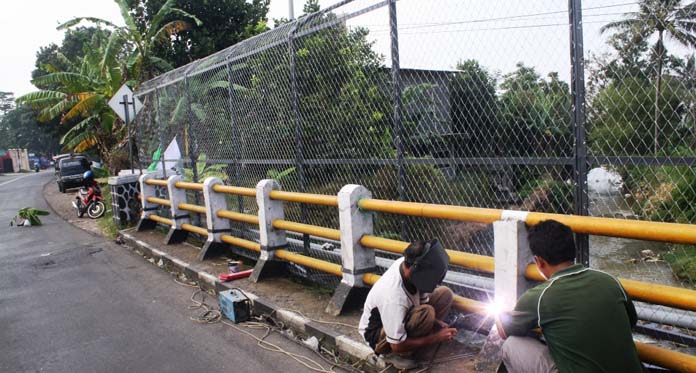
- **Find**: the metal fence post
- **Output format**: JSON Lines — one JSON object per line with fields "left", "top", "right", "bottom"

{"left": 389, "top": 0, "right": 408, "bottom": 240}
{"left": 184, "top": 74, "right": 203, "bottom": 228}
{"left": 184, "top": 75, "right": 199, "bottom": 184}
{"left": 569, "top": 0, "right": 589, "bottom": 266}
{"left": 226, "top": 57, "right": 246, "bottom": 238}
{"left": 288, "top": 21, "right": 310, "bottom": 253}
{"left": 155, "top": 87, "right": 167, "bottom": 174}
{"left": 137, "top": 95, "right": 145, "bottom": 173}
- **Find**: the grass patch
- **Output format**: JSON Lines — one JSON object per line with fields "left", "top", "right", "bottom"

{"left": 289, "top": 274, "right": 336, "bottom": 296}
{"left": 661, "top": 245, "right": 696, "bottom": 283}
{"left": 96, "top": 181, "right": 120, "bottom": 238}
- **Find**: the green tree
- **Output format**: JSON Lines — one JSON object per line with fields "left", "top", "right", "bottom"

{"left": 449, "top": 60, "right": 498, "bottom": 157}
{"left": 499, "top": 63, "right": 572, "bottom": 157}
{"left": 303, "top": 0, "right": 319, "bottom": 13}
{"left": 0, "top": 107, "right": 61, "bottom": 154}
{"left": 0, "top": 92, "right": 14, "bottom": 115}
{"left": 16, "top": 33, "right": 125, "bottom": 168}
{"left": 588, "top": 76, "right": 686, "bottom": 155}
{"left": 127, "top": 0, "right": 269, "bottom": 68}
{"left": 32, "top": 27, "right": 111, "bottom": 89}
{"left": 601, "top": 0, "right": 696, "bottom": 154}
{"left": 58, "top": 0, "right": 202, "bottom": 83}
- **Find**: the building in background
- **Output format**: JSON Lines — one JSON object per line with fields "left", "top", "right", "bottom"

{"left": 0, "top": 150, "right": 13, "bottom": 173}
{"left": 7, "top": 149, "right": 30, "bottom": 172}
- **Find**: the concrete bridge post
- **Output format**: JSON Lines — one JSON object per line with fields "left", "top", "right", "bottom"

{"left": 477, "top": 217, "right": 535, "bottom": 371}
{"left": 136, "top": 173, "right": 159, "bottom": 231}
{"left": 164, "top": 175, "right": 190, "bottom": 244}
{"left": 326, "top": 184, "right": 376, "bottom": 316}
{"left": 250, "top": 179, "right": 287, "bottom": 282}
{"left": 198, "top": 177, "right": 232, "bottom": 260}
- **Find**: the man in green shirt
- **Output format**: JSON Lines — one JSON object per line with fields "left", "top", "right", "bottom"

{"left": 497, "top": 220, "right": 643, "bottom": 373}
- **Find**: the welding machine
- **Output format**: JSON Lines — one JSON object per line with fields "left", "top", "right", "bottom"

{"left": 218, "top": 289, "right": 251, "bottom": 323}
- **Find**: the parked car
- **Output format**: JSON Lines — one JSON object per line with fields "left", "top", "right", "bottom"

{"left": 57, "top": 156, "right": 91, "bottom": 193}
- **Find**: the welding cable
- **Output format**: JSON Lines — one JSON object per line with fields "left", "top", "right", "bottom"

{"left": 258, "top": 313, "right": 364, "bottom": 373}
{"left": 171, "top": 275, "right": 358, "bottom": 372}
{"left": 220, "top": 319, "right": 334, "bottom": 373}
{"left": 176, "top": 282, "right": 337, "bottom": 373}
{"left": 189, "top": 290, "right": 222, "bottom": 324}
{"left": 285, "top": 309, "right": 358, "bottom": 329}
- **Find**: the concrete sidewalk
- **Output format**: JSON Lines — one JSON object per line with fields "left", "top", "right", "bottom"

{"left": 119, "top": 227, "right": 482, "bottom": 372}
{"left": 41, "top": 169, "right": 484, "bottom": 372}
{"left": 3, "top": 172, "right": 344, "bottom": 373}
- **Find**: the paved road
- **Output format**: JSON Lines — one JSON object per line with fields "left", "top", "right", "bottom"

{"left": 0, "top": 171, "right": 327, "bottom": 372}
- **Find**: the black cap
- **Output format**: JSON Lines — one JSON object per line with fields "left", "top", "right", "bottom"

{"left": 409, "top": 239, "right": 450, "bottom": 293}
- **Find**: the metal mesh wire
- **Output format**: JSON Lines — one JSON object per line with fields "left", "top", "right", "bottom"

{"left": 133, "top": 0, "right": 696, "bottom": 348}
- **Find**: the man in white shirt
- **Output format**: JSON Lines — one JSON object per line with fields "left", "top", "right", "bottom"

{"left": 359, "top": 239, "right": 457, "bottom": 369}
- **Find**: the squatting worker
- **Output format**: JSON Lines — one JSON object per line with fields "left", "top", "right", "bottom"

{"left": 496, "top": 220, "right": 642, "bottom": 373}
{"left": 358, "top": 239, "right": 457, "bottom": 370}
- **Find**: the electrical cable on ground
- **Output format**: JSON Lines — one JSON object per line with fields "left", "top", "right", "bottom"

{"left": 171, "top": 275, "right": 359, "bottom": 373}
{"left": 287, "top": 309, "right": 358, "bottom": 329}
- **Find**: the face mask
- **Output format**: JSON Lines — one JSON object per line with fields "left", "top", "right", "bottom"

{"left": 408, "top": 240, "right": 450, "bottom": 293}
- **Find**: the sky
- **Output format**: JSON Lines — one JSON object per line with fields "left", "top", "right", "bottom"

{"left": 0, "top": 0, "right": 295, "bottom": 98}
{"left": 0, "top": 1, "right": 125, "bottom": 98}
{"left": 1, "top": 0, "right": 691, "bottom": 99}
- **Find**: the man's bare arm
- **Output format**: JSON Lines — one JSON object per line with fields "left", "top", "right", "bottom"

{"left": 389, "top": 327, "right": 457, "bottom": 353}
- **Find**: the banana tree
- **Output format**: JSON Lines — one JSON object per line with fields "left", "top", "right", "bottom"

{"left": 57, "top": 0, "right": 202, "bottom": 83}
{"left": 16, "top": 32, "right": 124, "bottom": 166}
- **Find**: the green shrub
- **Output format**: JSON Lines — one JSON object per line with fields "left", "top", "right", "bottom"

{"left": 662, "top": 245, "right": 696, "bottom": 283}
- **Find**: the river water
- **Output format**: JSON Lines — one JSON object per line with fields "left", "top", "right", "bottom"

{"left": 588, "top": 193, "right": 690, "bottom": 289}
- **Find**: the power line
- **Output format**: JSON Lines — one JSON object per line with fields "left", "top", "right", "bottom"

{"left": 357, "top": 1, "right": 639, "bottom": 31}
{"left": 365, "top": 11, "right": 631, "bottom": 33}
{"left": 368, "top": 19, "right": 619, "bottom": 36}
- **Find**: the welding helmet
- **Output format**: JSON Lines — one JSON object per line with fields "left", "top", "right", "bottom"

{"left": 406, "top": 239, "right": 449, "bottom": 293}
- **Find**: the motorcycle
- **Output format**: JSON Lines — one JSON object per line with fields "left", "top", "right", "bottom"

{"left": 72, "top": 184, "right": 106, "bottom": 219}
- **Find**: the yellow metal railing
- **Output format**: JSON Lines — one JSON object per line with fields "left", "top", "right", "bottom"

{"left": 174, "top": 181, "right": 203, "bottom": 191}
{"left": 179, "top": 202, "right": 206, "bottom": 214}
{"left": 212, "top": 184, "right": 256, "bottom": 197}
{"left": 360, "top": 235, "right": 496, "bottom": 273}
{"left": 217, "top": 210, "right": 259, "bottom": 225}
{"left": 635, "top": 341, "right": 696, "bottom": 371}
{"left": 181, "top": 223, "right": 208, "bottom": 236}
{"left": 146, "top": 196, "right": 172, "bottom": 207}
{"left": 272, "top": 220, "right": 341, "bottom": 241}
{"left": 148, "top": 214, "right": 172, "bottom": 226}
{"left": 144, "top": 178, "right": 168, "bottom": 187}
{"left": 358, "top": 199, "right": 696, "bottom": 312}
{"left": 270, "top": 190, "right": 338, "bottom": 206}
{"left": 221, "top": 235, "right": 261, "bottom": 252}
{"left": 140, "top": 181, "right": 696, "bottom": 371}
{"left": 359, "top": 199, "right": 696, "bottom": 245}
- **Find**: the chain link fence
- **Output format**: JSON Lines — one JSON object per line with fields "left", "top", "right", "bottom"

{"left": 133, "top": 0, "right": 696, "bottom": 349}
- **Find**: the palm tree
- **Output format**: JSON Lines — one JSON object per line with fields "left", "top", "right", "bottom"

{"left": 58, "top": 0, "right": 201, "bottom": 83}
{"left": 601, "top": 0, "right": 696, "bottom": 154}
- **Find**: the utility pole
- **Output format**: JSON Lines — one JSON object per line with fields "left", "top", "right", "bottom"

{"left": 289, "top": 0, "right": 295, "bottom": 20}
